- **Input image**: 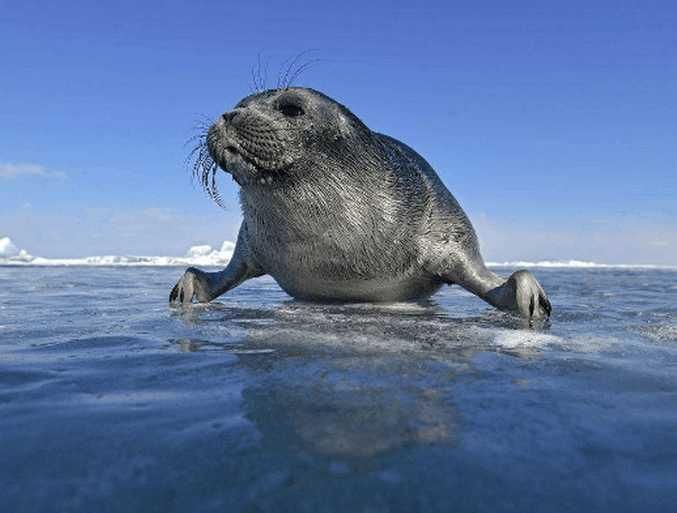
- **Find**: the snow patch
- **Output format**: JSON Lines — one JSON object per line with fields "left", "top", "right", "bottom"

{"left": 492, "top": 329, "right": 562, "bottom": 349}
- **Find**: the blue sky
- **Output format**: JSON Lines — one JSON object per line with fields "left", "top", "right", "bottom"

{"left": 1, "top": 0, "right": 676, "bottom": 263}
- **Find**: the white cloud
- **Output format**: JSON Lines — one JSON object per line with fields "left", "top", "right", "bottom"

{"left": 0, "top": 236, "right": 19, "bottom": 257}
{"left": 0, "top": 162, "right": 66, "bottom": 179}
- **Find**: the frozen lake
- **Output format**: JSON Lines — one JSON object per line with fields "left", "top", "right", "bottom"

{"left": 1, "top": 266, "right": 676, "bottom": 512}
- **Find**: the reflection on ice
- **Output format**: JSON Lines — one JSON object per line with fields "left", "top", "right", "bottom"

{"left": 245, "top": 384, "right": 456, "bottom": 458}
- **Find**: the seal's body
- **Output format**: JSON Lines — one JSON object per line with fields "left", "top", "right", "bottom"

{"left": 171, "top": 88, "right": 551, "bottom": 319}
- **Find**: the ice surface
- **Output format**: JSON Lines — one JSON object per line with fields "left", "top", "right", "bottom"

{"left": 2, "top": 265, "right": 677, "bottom": 512}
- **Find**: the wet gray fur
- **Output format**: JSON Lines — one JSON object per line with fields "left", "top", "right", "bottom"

{"left": 170, "top": 88, "right": 551, "bottom": 319}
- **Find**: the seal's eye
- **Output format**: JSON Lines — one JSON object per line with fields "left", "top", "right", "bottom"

{"left": 278, "top": 103, "right": 304, "bottom": 118}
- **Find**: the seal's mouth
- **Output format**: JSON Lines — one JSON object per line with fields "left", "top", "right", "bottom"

{"left": 217, "top": 144, "right": 287, "bottom": 187}
{"left": 219, "top": 144, "right": 257, "bottom": 185}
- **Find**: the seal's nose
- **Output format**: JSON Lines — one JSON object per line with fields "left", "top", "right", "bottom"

{"left": 222, "top": 111, "right": 238, "bottom": 123}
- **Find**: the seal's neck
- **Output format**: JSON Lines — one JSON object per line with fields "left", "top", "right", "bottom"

{"left": 241, "top": 145, "right": 392, "bottom": 214}
{"left": 239, "top": 160, "right": 399, "bottom": 253}
{"left": 241, "top": 171, "right": 375, "bottom": 225}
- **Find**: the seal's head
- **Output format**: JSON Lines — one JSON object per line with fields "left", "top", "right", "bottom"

{"left": 196, "top": 87, "right": 371, "bottom": 196}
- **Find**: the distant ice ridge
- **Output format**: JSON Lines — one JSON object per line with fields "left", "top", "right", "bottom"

{"left": 0, "top": 236, "right": 234, "bottom": 266}
{"left": 0, "top": 236, "right": 17, "bottom": 256}
{"left": 0, "top": 236, "right": 674, "bottom": 268}
{"left": 486, "top": 259, "right": 677, "bottom": 269}
{"left": 0, "top": 236, "right": 34, "bottom": 262}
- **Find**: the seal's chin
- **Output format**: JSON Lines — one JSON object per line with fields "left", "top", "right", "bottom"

{"left": 216, "top": 146, "right": 258, "bottom": 186}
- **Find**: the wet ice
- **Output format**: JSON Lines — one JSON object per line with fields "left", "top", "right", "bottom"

{"left": 1, "top": 266, "right": 677, "bottom": 512}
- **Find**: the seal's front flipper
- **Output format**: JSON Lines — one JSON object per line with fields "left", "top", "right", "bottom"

{"left": 497, "top": 270, "right": 552, "bottom": 320}
{"left": 432, "top": 259, "right": 552, "bottom": 321}
{"left": 169, "top": 225, "right": 263, "bottom": 305}
{"left": 170, "top": 267, "right": 214, "bottom": 304}
{"left": 169, "top": 261, "right": 263, "bottom": 305}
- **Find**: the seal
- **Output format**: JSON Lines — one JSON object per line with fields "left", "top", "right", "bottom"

{"left": 170, "top": 87, "right": 551, "bottom": 319}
